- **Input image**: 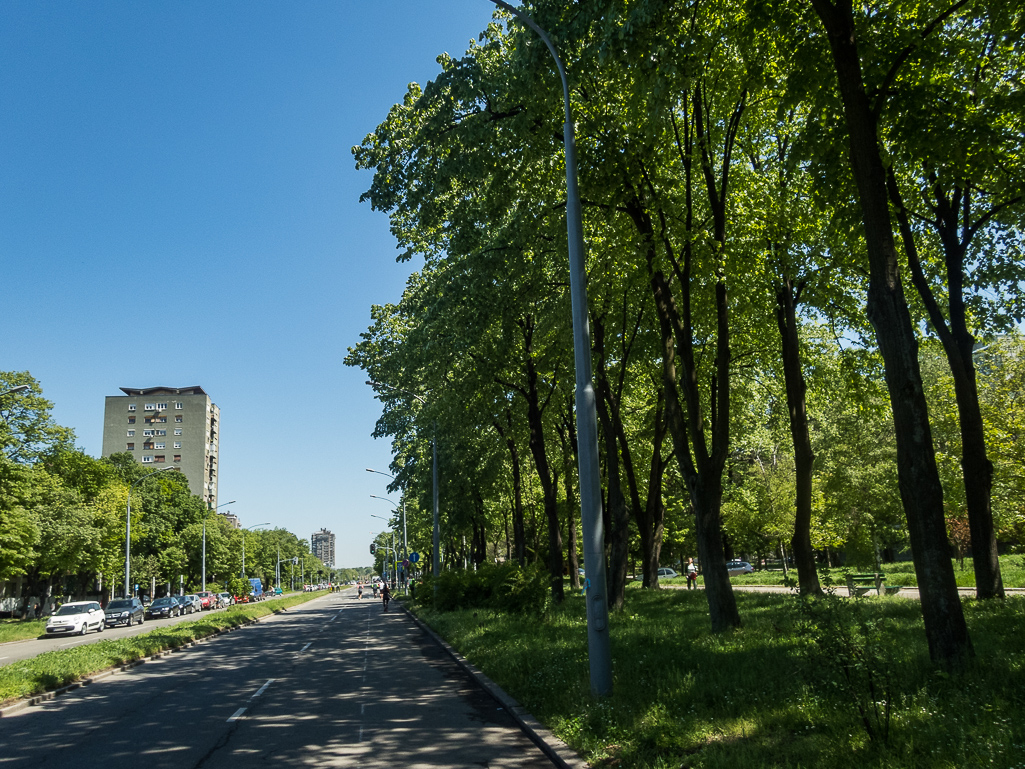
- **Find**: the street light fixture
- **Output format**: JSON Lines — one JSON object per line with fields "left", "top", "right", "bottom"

{"left": 370, "top": 513, "right": 398, "bottom": 590}
{"left": 366, "top": 381, "right": 439, "bottom": 579}
{"left": 1, "top": 384, "right": 30, "bottom": 398}
{"left": 484, "top": 0, "right": 612, "bottom": 696}
{"left": 125, "top": 465, "right": 179, "bottom": 598}
{"left": 370, "top": 487, "right": 408, "bottom": 592}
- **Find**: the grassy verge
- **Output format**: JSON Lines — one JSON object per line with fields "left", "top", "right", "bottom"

{"left": 654, "top": 554, "right": 1025, "bottom": 589}
{"left": 0, "top": 590, "right": 328, "bottom": 708}
{"left": 411, "top": 589, "right": 1025, "bottom": 768}
{"left": 0, "top": 619, "right": 48, "bottom": 645}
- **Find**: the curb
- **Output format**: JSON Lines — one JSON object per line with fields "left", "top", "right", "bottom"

{"left": 0, "top": 611, "right": 276, "bottom": 718}
{"left": 403, "top": 607, "right": 589, "bottom": 769}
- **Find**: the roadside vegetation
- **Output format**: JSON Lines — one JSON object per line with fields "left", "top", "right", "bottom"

{"left": 409, "top": 585, "right": 1025, "bottom": 768}
{"left": 0, "top": 590, "right": 326, "bottom": 708}
{"left": 651, "top": 555, "right": 1025, "bottom": 590}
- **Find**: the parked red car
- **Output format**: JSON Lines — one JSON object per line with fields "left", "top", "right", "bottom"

{"left": 195, "top": 591, "right": 216, "bottom": 610}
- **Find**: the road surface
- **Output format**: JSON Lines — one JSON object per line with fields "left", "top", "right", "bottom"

{"left": 0, "top": 591, "right": 559, "bottom": 768}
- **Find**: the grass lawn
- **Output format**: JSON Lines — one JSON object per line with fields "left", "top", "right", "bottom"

{"left": 655, "top": 554, "right": 1025, "bottom": 589}
{"left": 411, "top": 586, "right": 1025, "bottom": 768}
{"left": 0, "top": 619, "right": 48, "bottom": 645}
{"left": 0, "top": 591, "right": 327, "bottom": 707}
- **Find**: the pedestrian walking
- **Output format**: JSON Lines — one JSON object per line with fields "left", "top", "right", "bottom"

{"left": 357, "top": 582, "right": 363, "bottom": 600}
{"left": 381, "top": 582, "right": 391, "bottom": 611}
{"left": 686, "top": 558, "right": 698, "bottom": 590}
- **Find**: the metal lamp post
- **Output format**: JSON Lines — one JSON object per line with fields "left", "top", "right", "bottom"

{"left": 370, "top": 513, "right": 398, "bottom": 589}
{"left": 125, "top": 465, "right": 179, "bottom": 598}
{"left": 484, "top": 0, "right": 612, "bottom": 696}
{"left": 370, "top": 486, "right": 408, "bottom": 592}
{"left": 366, "top": 382, "right": 439, "bottom": 579}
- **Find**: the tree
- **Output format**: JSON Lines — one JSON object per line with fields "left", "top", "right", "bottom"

{"left": 803, "top": 0, "right": 973, "bottom": 667}
{"left": 0, "top": 373, "right": 76, "bottom": 463}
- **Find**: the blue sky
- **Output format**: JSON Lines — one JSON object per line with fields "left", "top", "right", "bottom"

{"left": 1, "top": 1, "right": 500, "bottom": 569}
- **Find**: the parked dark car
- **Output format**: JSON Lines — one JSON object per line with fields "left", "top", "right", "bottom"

{"left": 178, "top": 594, "right": 200, "bottom": 614}
{"left": 104, "top": 598, "right": 145, "bottom": 627}
{"left": 145, "top": 596, "right": 180, "bottom": 619}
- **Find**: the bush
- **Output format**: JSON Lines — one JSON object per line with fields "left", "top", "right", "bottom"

{"left": 413, "top": 563, "right": 550, "bottom": 617}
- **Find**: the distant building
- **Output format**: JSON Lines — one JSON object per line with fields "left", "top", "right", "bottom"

{"left": 311, "top": 528, "right": 335, "bottom": 567}
{"left": 101, "top": 386, "right": 219, "bottom": 509}
{"left": 220, "top": 511, "right": 240, "bottom": 529}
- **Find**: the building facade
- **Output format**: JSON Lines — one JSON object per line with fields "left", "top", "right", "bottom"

{"left": 101, "top": 386, "right": 219, "bottom": 509}
{"left": 311, "top": 528, "right": 335, "bottom": 568}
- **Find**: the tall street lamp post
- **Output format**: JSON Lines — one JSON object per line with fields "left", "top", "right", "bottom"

{"left": 126, "top": 465, "right": 178, "bottom": 598}
{"left": 205, "top": 500, "right": 236, "bottom": 591}
{"left": 369, "top": 484, "right": 408, "bottom": 591}
{"left": 370, "top": 514, "right": 398, "bottom": 590}
{"left": 370, "top": 497, "right": 404, "bottom": 591}
{"left": 484, "top": 0, "right": 612, "bottom": 696}
{"left": 366, "top": 382, "right": 439, "bottom": 579}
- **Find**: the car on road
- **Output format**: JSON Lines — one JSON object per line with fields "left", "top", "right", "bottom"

{"left": 196, "top": 591, "right": 216, "bottom": 610}
{"left": 145, "top": 596, "right": 180, "bottom": 619}
{"left": 104, "top": 597, "right": 145, "bottom": 627}
{"left": 178, "top": 594, "right": 200, "bottom": 614}
{"left": 726, "top": 560, "right": 755, "bottom": 576}
{"left": 46, "top": 601, "right": 105, "bottom": 636}
{"left": 217, "top": 592, "right": 233, "bottom": 607}
{"left": 657, "top": 567, "right": 679, "bottom": 579}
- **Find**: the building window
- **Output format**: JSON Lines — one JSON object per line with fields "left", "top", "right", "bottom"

{"left": 156, "top": 402, "right": 167, "bottom": 410}
{"left": 144, "top": 403, "right": 155, "bottom": 411}
{"left": 143, "top": 442, "right": 154, "bottom": 449}
{"left": 128, "top": 404, "right": 136, "bottom": 411}
{"left": 143, "top": 429, "right": 154, "bottom": 436}
{"left": 175, "top": 402, "right": 183, "bottom": 409}
{"left": 145, "top": 417, "right": 153, "bottom": 424}
{"left": 127, "top": 430, "right": 135, "bottom": 437}
{"left": 128, "top": 416, "right": 136, "bottom": 424}
{"left": 155, "top": 442, "right": 165, "bottom": 449}
{"left": 142, "top": 456, "right": 153, "bottom": 463}
{"left": 173, "top": 455, "right": 181, "bottom": 462}
{"left": 155, "top": 455, "right": 165, "bottom": 463}
{"left": 175, "top": 415, "right": 183, "bottom": 423}
{"left": 157, "top": 416, "right": 166, "bottom": 423}
{"left": 156, "top": 430, "right": 166, "bottom": 436}
{"left": 173, "top": 441, "right": 181, "bottom": 448}
{"left": 127, "top": 443, "right": 135, "bottom": 451}
{"left": 174, "top": 429, "right": 182, "bottom": 436}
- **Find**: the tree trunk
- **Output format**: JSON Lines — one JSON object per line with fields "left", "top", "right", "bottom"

{"left": 559, "top": 406, "right": 581, "bottom": 591}
{"left": 775, "top": 279, "right": 822, "bottom": 596}
{"left": 887, "top": 171, "right": 1003, "bottom": 600}
{"left": 493, "top": 410, "right": 527, "bottom": 566}
{"left": 811, "top": 0, "right": 973, "bottom": 667}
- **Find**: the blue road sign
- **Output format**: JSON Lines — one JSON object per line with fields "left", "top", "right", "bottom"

{"left": 409, "top": 552, "right": 420, "bottom": 563}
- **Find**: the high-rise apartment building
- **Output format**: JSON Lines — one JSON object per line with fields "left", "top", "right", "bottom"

{"left": 101, "top": 386, "right": 219, "bottom": 509}
{"left": 311, "top": 529, "right": 335, "bottom": 568}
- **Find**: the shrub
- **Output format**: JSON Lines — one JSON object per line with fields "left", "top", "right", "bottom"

{"left": 412, "top": 563, "right": 550, "bottom": 616}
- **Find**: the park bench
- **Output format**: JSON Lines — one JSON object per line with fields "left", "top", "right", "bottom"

{"left": 846, "top": 573, "right": 903, "bottom": 597}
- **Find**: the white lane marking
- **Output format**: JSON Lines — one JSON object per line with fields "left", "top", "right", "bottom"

{"left": 227, "top": 707, "right": 247, "bottom": 723}
{"left": 300, "top": 643, "right": 312, "bottom": 653}
{"left": 252, "top": 679, "right": 274, "bottom": 699}
{"left": 0, "top": 656, "right": 9, "bottom": 660}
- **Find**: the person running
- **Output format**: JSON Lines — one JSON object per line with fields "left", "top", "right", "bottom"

{"left": 372, "top": 582, "right": 379, "bottom": 599}
{"left": 381, "top": 582, "right": 391, "bottom": 611}
{"left": 357, "top": 582, "right": 363, "bottom": 600}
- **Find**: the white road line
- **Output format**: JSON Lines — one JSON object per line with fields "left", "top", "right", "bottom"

{"left": 251, "top": 679, "right": 274, "bottom": 699}
{"left": 227, "top": 707, "right": 247, "bottom": 723}
{"left": 300, "top": 642, "right": 312, "bottom": 652}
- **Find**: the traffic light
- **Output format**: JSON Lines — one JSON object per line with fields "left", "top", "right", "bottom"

{"left": 369, "top": 543, "right": 377, "bottom": 555}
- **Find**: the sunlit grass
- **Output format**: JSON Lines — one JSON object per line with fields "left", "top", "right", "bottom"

{"left": 412, "top": 588, "right": 1025, "bottom": 768}
{"left": 0, "top": 590, "right": 327, "bottom": 707}
{"left": 0, "top": 618, "right": 47, "bottom": 644}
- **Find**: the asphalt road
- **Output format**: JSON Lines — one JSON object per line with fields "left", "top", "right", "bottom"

{"left": 0, "top": 602, "right": 241, "bottom": 668}
{"left": 0, "top": 590, "right": 559, "bottom": 769}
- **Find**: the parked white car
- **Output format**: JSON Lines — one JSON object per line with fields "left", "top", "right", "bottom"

{"left": 46, "top": 601, "right": 105, "bottom": 636}
{"left": 657, "top": 567, "right": 679, "bottom": 579}
{"left": 726, "top": 560, "right": 755, "bottom": 576}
